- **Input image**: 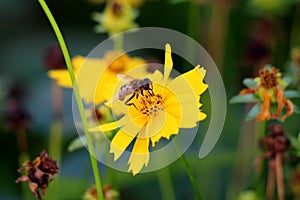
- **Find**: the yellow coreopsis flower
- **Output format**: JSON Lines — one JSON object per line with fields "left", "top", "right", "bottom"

{"left": 47, "top": 57, "right": 82, "bottom": 88}
{"left": 89, "top": 44, "right": 208, "bottom": 175}
{"left": 92, "top": 0, "right": 138, "bottom": 35}
{"left": 89, "top": 0, "right": 143, "bottom": 7}
{"left": 48, "top": 51, "right": 145, "bottom": 104}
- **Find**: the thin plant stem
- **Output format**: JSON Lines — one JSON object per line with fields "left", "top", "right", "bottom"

{"left": 254, "top": 120, "right": 268, "bottom": 197}
{"left": 37, "top": 1, "right": 104, "bottom": 199}
{"left": 16, "top": 128, "right": 31, "bottom": 200}
{"left": 48, "top": 82, "right": 62, "bottom": 200}
{"left": 275, "top": 154, "right": 284, "bottom": 200}
{"left": 266, "top": 161, "right": 275, "bottom": 200}
{"left": 174, "top": 141, "right": 204, "bottom": 200}
{"left": 114, "top": 33, "right": 123, "bottom": 51}
{"left": 183, "top": 1, "right": 200, "bottom": 72}
{"left": 207, "top": 0, "right": 231, "bottom": 71}
{"left": 181, "top": 154, "right": 204, "bottom": 200}
{"left": 49, "top": 81, "right": 62, "bottom": 162}
{"left": 157, "top": 168, "right": 176, "bottom": 200}
{"left": 290, "top": 2, "right": 300, "bottom": 49}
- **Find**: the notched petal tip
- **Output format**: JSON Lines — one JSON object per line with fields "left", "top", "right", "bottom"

{"left": 127, "top": 152, "right": 150, "bottom": 176}
{"left": 199, "top": 111, "right": 207, "bottom": 120}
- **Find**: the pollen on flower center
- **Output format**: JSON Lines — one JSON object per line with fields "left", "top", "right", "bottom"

{"left": 138, "top": 93, "right": 164, "bottom": 116}
{"left": 259, "top": 67, "right": 278, "bottom": 89}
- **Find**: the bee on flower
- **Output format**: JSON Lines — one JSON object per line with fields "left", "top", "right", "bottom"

{"left": 48, "top": 50, "right": 145, "bottom": 104}
{"left": 89, "top": 44, "right": 208, "bottom": 175}
{"left": 230, "top": 65, "right": 300, "bottom": 121}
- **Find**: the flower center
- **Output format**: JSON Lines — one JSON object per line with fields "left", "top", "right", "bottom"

{"left": 138, "top": 93, "right": 164, "bottom": 117}
{"left": 259, "top": 67, "right": 278, "bottom": 89}
{"left": 105, "top": 52, "right": 129, "bottom": 73}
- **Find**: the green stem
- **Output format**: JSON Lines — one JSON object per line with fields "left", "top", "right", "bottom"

{"left": 38, "top": 1, "right": 104, "bottom": 200}
{"left": 254, "top": 120, "right": 268, "bottom": 198}
{"left": 19, "top": 152, "right": 31, "bottom": 200}
{"left": 181, "top": 154, "right": 204, "bottom": 200}
{"left": 157, "top": 168, "right": 176, "bottom": 200}
{"left": 114, "top": 33, "right": 123, "bottom": 51}
{"left": 183, "top": 1, "right": 200, "bottom": 72}
{"left": 289, "top": 2, "right": 300, "bottom": 49}
{"left": 174, "top": 141, "right": 204, "bottom": 200}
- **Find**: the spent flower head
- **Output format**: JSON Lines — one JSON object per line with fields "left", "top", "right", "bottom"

{"left": 44, "top": 46, "right": 66, "bottom": 70}
{"left": 16, "top": 150, "right": 59, "bottom": 199}
{"left": 89, "top": 44, "right": 208, "bottom": 175}
{"left": 83, "top": 184, "right": 119, "bottom": 200}
{"left": 230, "top": 65, "right": 300, "bottom": 121}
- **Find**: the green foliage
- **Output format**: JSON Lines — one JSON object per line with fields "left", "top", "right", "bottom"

{"left": 229, "top": 94, "right": 258, "bottom": 104}
{"left": 245, "top": 103, "right": 261, "bottom": 121}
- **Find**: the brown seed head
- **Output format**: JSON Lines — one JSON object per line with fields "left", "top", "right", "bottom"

{"left": 259, "top": 67, "right": 279, "bottom": 89}
{"left": 16, "top": 150, "right": 59, "bottom": 198}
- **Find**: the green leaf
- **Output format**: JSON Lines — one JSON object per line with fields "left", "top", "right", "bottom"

{"left": 246, "top": 103, "right": 261, "bottom": 121}
{"left": 243, "top": 78, "right": 257, "bottom": 88}
{"left": 283, "top": 76, "right": 293, "bottom": 88}
{"left": 168, "top": 0, "right": 189, "bottom": 5}
{"left": 293, "top": 103, "right": 300, "bottom": 114}
{"left": 284, "top": 90, "right": 300, "bottom": 98}
{"left": 67, "top": 135, "right": 86, "bottom": 152}
{"left": 229, "top": 94, "right": 258, "bottom": 104}
{"left": 287, "top": 134, "right": 299, "bottom": 149}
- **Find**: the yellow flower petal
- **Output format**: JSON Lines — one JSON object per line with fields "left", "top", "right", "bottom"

{"left": 182, "top": 65, "right": 208, "bottom": 96}
{"left": 88, "top": 116, "right": 130, "bottom": 132}
{"left": 164, "top": 93, "right": 200, "bottom": 128}
{"left": 164, "top": 43, "right": 173, "bottom": 81}
{"left": 48, "top": 70, "right": 72, "bottom": 88}
{"left": 199, "top": 111, "right": 207, "bottom": 120}
{"left": 144, "top": 110, "right": 167, "bottom": 139}
{"left": 110, "top": 128, "right": 138, "bottom": 161}
{"left": 72, "top": 56, "right": 85, "bottom": 71}
{"left": 120, "top": 115, "right": 147, "bottom": 136}
{"left": 150, "top": 112, "right": 179, "bottom": 147}
{"left": 127, "top": 133, "right": 150, "bottom": 176}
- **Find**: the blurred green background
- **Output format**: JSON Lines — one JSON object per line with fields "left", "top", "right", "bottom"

{"left": 1, "top": 0, "right": 300, "bottom": 199}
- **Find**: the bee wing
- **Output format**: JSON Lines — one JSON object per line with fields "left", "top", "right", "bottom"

{"left": 117, "top": 74, "right": 135, "bottom": 82}
{"left": 106, "top": 95, "right": 119, "bottom": 105}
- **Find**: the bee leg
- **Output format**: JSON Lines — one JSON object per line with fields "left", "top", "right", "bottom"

{"left": 124, "top": 93, "right": 137, "bottom": 109}
{"left": 148, "top": 89, "right": 154, "bottom": 96}
{"left": 126, "top": 103, "right": 137, "bottom": 110}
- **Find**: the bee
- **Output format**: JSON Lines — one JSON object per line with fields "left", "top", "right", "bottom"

{"left": 107, "top": 74, "right": 154, "bottom": 108}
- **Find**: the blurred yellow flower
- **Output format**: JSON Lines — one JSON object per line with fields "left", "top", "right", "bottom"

{"left": 119, "top": 0, "right": 143, "bottom": 7}
{"left": 89, "top": 0, "right": 143, "bottom": 7}
{"left": 48, "top": 51, "right": 145, "bottom": 105}
{"left": 89, "top": 44, "right": 208, "bottom": 175}
{"left": 47, "top": 57, "right": 82, "bottom": 88}
{"left": 92, "top": 0, "right": 138, "bottom": 35}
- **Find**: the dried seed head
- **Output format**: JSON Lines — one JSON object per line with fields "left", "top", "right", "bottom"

{"left": 83, "top": 184, "right": 119, "bottom": 200}
{"left": 44, "top": 46, "right": 66, "bottom": 70}
{"left": 259, "top": 124, "right": 290, "bottom": 158}
{"left": 259, "top": 67, "right": 279, "bottom": 89}
{"left": 16, "top": 150, "right": 59, "bottom": 198}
